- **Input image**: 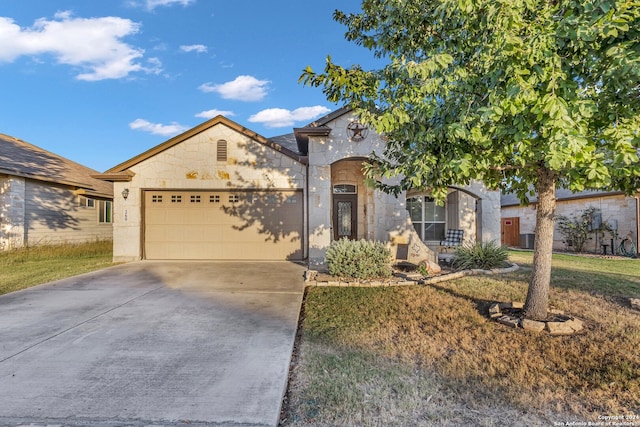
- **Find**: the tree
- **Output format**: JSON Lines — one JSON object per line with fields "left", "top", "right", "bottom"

{"left": 301, "top": 0, "right": 640, "bottom": 320}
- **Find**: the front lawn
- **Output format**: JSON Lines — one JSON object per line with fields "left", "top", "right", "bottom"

{"left": 281, "top": 251, "right": 640, "bottom": 426}
{"left": 0, "top": 240, "right": 114, "bottom": 296}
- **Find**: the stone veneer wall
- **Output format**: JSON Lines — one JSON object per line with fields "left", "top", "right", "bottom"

{"left": 112, "top": 124, "right": 306, "bottom": 262}
{"left": 501, "top": 193, "right": 640, "bottom": 251}
{"left": 307, "top": 113, "right": 411, "bottom": 268}
{"left": 307, "top": 112, "right": 502, "bottom": 268}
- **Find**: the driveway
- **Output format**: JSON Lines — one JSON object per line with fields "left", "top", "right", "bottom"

{"left": 0, "top": 261, "right": 306, "bottom": 427}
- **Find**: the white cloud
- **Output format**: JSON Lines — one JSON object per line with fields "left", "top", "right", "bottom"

{"left": 180, "top": 44, "right": 207, "bottom": 53}
{"left": 195, "top": 109, "right": 234, "bottom": 119}
{"left": 199, "top": 75, "right": 270, "bottom": 102}
{"left": 145, "top": 0, "right": 195, "bottom": 10}
{"left": 0, "top": 12, "right": 158, "bottom": 81}
{"left": 248, "top": 106, "right": 332, "bottom": 128}
{"left": 129, "top": 118, "right": 188, "bottom": 136}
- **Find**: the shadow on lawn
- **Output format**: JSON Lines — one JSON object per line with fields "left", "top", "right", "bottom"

{"left": 426, "top": 281, "right": 498, "bottom": 320}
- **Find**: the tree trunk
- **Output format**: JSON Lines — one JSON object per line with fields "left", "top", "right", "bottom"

{"left": 523, "top": 166, "right": 557, "bottom": 321}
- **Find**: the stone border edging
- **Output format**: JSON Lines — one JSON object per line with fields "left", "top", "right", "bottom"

{"left": 305, "top": 262, "right": 520, "bottom": 287}
{"left": 489, "top": 302, "right": 585, "bottom": 335}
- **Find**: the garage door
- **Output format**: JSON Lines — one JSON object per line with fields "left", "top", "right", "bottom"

{"left": 144, "top": 190, "right": 304, "bottom": 260}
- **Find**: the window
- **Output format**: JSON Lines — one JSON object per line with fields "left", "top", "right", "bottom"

{"left": 333, "top": 184, "right": 357, "bottom": 194}
{"left": 79, "top": 196, "right": 95, "bottom": 208}
{"left": 217, "top": 139, "right": 228, "bottom": 162}
{"left": 152, "top": 195, "right": 163, "bottom": 203}
{"left": 228, "top": 194, "right": 239, "bottom": 203}
{"left": 406, "top": 196, "right": 445, "bottom": 241}
{"left": 98, "top": 200, "right": 112, "bottom": 223}
{"left": 286, "top": 195, "right": 297, "bottom": 204}
{"left": 171, "top": 195, "right": 182, "bottom": 203}
{"left": 210, "top": 195, "right": 220, "bottom": 203}
{"left": 190, "top": 195, "right": 201, "bottom": 203}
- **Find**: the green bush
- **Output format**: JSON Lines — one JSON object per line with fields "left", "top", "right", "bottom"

{"left": 326, "top": 238, "right": 392, "bottom": 279}
{"left": 451, "top": 241, "right": 509, "bottom": 271}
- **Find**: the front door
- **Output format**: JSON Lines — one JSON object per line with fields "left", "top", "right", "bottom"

{"left": 333, "top": 194, "right": 357, "bottom": 240}
{"left": 501, "top": 217, "right": 520, "bottom": 247}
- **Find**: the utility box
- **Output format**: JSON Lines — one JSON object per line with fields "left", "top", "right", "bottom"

{"left": 519, "top": 233, "right": 535, "bottom": 249}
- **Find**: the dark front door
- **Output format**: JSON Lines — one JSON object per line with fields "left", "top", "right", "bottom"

{"left": 333, "top": 194, "right": 357, "bottom": 240}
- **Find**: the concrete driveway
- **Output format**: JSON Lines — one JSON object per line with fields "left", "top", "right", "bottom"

{"left": 0, "top": 261, "right": 306, "bottom": 427}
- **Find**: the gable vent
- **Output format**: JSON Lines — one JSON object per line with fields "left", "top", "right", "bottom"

{"left": 217, "top": 139, "right": 228, "bottom": 162}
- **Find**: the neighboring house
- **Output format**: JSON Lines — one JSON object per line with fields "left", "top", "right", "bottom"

{"left": 501, "top": 189, "right": 640, "bottom": 253}
{"left": 95, "top": 108, "right": 500, "bottom": 267}
{"left": 0, "top": 133, "right": 114, "bottom": 250}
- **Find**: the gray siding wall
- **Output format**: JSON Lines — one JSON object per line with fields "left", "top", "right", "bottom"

{"left": 1, "top": 177, "right": 112, "bottom": 249}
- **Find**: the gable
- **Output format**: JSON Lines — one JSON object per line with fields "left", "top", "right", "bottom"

{"left": 100, "top": 116, "right": 306, "bottom": 191}
{"left": 104, "top": 116, "right": 304, "bottom": 177}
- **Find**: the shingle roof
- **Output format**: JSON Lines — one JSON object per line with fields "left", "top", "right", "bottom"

{"left": 501, "top": 188, "right": 624, "bottom": 207}
{"left": 269, "top": 133, "right": 300, "bottom": 154}
{"left": 0, "top": 133, "right": 113, "bottom": 198}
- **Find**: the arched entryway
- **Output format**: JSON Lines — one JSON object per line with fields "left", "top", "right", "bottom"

{"left": 330, "top": 158, "right": 372, "bottom": 241}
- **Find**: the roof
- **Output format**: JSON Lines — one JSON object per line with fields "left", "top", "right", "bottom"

{"left": 0, "top": 133, "right": 113, "bottom": 199}
{"left": 268, "top": 133, "right": 299, "bottom": 154}
{"left": 501, "top": 188, "right": 626, "bottom": 207}
{"left": 99, "top": 115, "right": 306, "bottom": 181}
{"left": 292, "top": 106, "right": 353, "bottom": 155}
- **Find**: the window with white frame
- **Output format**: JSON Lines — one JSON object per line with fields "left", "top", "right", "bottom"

{"left": 79, "top": 196, "right": 95, "bottom": 208}
{"left": 98, "top": 200, "right": 112, "bottom": 223}
{"left": 406, "top": 196, "right": 446, "bottom": 241}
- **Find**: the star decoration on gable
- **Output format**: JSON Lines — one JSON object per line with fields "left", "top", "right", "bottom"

{"left": 346, "top": 121, "right": 369, "bottom": 142}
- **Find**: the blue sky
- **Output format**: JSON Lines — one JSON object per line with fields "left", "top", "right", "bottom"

{"left": 0, "top": 0, "right": 378, "bottom": 172}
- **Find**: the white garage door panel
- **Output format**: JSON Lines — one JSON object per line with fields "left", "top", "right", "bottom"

{"left": 144, "top": 190, "right": 303, "bottom": 260}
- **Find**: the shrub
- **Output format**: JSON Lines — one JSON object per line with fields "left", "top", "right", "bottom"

{"left": 451, "top": 241, "right": 508, "bottom": 271}
{"left": 326, "top": 238, "right": 392, "bottom": 279}
{"left": 556, "top": 207, "right": 598, "bottom": 252}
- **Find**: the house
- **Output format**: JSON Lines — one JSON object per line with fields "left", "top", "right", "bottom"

{"left": 501, "top": 189, "right": 640, "bottom": 254}
{"left": 95, "top": 108, "right": 501, "bottom": 267}
{"left": 0, "top": 133, "right": 114, "bottom": 250}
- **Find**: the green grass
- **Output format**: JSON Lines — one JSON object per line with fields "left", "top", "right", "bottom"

{"left": 0, "top": 240, "right": 114, "bottom": 295}
{"left": 281, "top": 252, "right": 640, "bottom": 426}
{"left": 509, "top": 250, "right": 640, "bottom": 298}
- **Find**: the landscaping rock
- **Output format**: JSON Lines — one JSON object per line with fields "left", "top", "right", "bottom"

{"left": 510, "top": 301, "right": 524, "bottom": 309}
{"left": 546, "top": 321, "right": 575, "bottom": 335}
{"left": 489, "top": 303, "right": 502, "bottom": 318}
{"left": 522, "top": 318, "right": 546, "bottom": 332}
{"left": 304, "top": 270, "right": 318, "bottom": 281}
{"left": 497, "top": 315, "right": 520, "bottom": 328}
{"left": 630, "top": 298, "right": 640, "bottom": 311}
{"left": 565, "top": 318, "right": 584, "bottom": 332}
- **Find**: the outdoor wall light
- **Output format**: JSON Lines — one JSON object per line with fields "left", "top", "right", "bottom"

{"left": 122, "top": 188, "right": 130, "bottom": 200}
